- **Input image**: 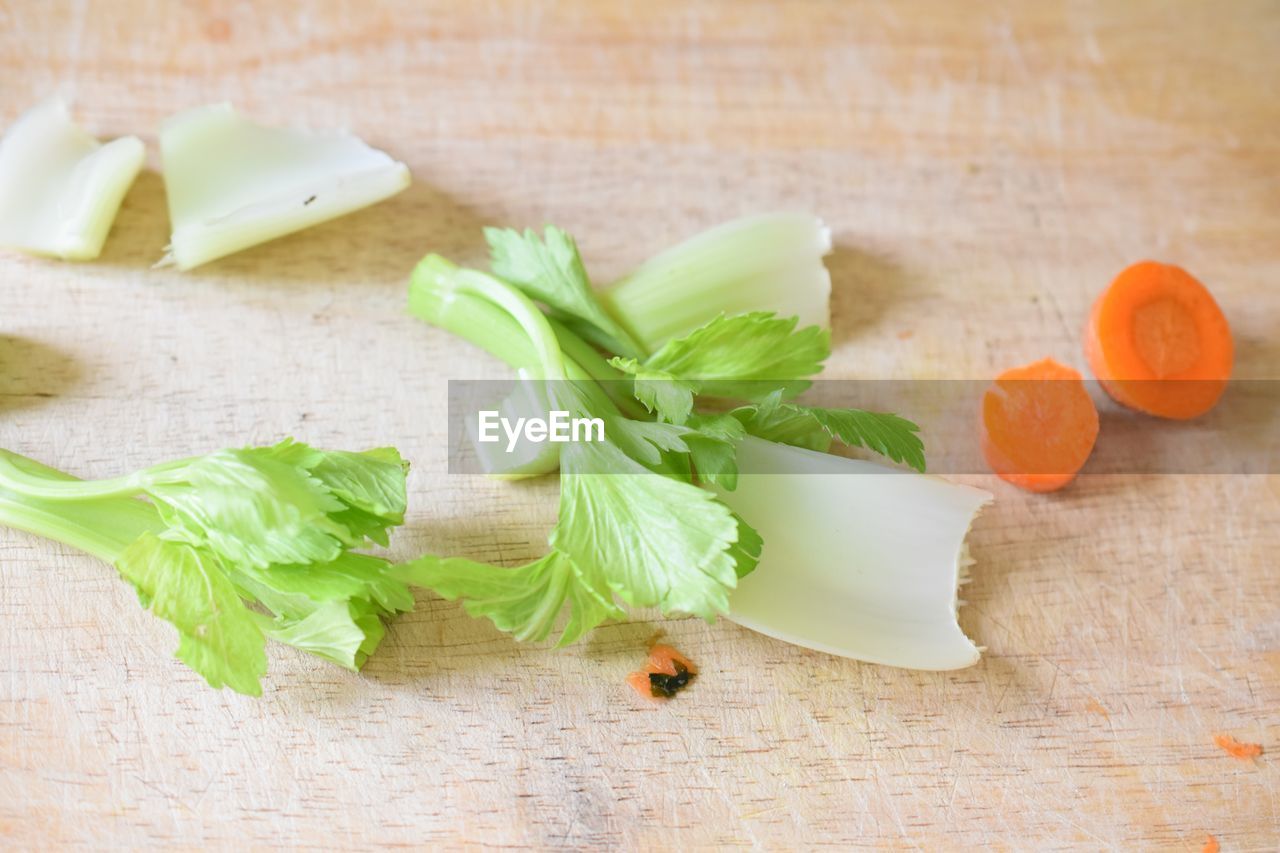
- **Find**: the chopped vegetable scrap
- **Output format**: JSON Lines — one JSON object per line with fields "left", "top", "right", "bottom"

{"left": 1084, "top": 261, "right": 1233, "bottom": 419}
{"left": 0, "top": 99, "right": 144, "bottom": 260}
{"left": 714, "top": 436, "right": 990, "bottom": 670}
{"left": 0, "top": 440, "right": 413, "bottom": 695}
{"left": 628, "top": 644, "right": 699, "bottom": 699}
{"left": 1214, "top": 733, "right": 1263, "bottom": 760}
{"left": 600, "top": 212, "right": 832, "bottom": 352}
{"left": 400, "top": 220, "right": 941, "bottom": 660}
{"left": 1201, "top": 835, "right": 1219, "bottom": 853}
{"left": 159, "top": 103, "right": 411, "bottom": 269}
{"left": 980, "top": 357, "right": 1099, "bottom": 492}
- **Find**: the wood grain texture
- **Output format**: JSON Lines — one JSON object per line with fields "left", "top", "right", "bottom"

{"left": 1, "top": 0, "right": 1277, "bottom": 847}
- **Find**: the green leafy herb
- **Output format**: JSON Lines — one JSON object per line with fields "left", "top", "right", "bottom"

{"left": 395, "top": 551, "right": 622, "bottom": 646}
{"left": 609, "top": 312, "right": 829, "bottom": 423}
{"left": 0, "top": 441, "right": 413, "bottom": 695}
{"left": 486, "top": 225, "right": 644, "bottom": 359}
{"left": 732, "top": 391, "right": 926, "bottom": 472}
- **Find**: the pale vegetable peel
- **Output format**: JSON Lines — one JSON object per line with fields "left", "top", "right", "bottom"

{"left": 0, "top": 99, "right": 144, "bottom": 260}
{"left": 600, "top": 213, "right": 832, "bottom": 352}
{"left": 159, "top": 104, "right": 411, "bottom": 269}
{"left": 716, "top": 437, "right": 991, "bottom": 670}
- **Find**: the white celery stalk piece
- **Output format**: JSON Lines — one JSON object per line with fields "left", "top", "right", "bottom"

{"left": 716, "top": 437, "right": 991, "bottom": 670}
{"left": 0, "top": 100, "right": 144, "bottom": 260}
{"left": 600, "top": 213, "right": 832, "bottom": 351}
{"left": 159, "top": 104, "right": 411, "bottom": 269}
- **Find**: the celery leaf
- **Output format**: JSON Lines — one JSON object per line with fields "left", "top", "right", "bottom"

{"left": 486, "top": 225, "right": 644, "bottom": 359}
{"left": 733, "top": 392, "right": 926, "bottom": 472}
{"left": 607, "top": 358, "right": 696, "bottom": 425}
{"left": 641, "top": 311, "right": 829, "bottom": 399}
{"left": 611, "top": 312, "right": 830, "bottom": 422}
{"left": 115, "top": 533, "right": 267, "bottom": 695}
{"left": 260, "top": 600, "right": 374, "bottom": 671}
{"left": 554, "top": 441, "right": 739, "bottom": 619}
{"left": 395, "top": 551, "right": 623, "bottom": 645}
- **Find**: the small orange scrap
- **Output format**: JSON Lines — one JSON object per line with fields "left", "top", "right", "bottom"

{"left": 627, "top": 644, "right": 698, "bottom": 699}
{"left": 1201, "top": 834, "right": 1219, "bottom": 853}
{"left": 1214, "top": 733, "right": 1263, "bottom": 760}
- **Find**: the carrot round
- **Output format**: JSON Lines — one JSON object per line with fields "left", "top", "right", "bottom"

{"left": 1084, "top": 261, "right": 1233, "bottom": 419}
{"left": 627, "top": 644, "right": 698, "bottom": 699}
{"left": 981, "top": 358, "right": 1099, "bottom": 493}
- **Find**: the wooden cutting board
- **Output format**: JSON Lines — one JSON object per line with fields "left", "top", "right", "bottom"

{"left": 2, "top": 1, "right": 1276, "bottom": 847}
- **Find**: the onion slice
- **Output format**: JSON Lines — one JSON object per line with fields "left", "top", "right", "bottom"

{"left": 0, "top": 100, "right": 144, "bottom": 260}
{"left": 716, "top": 437, "right": 991, "bottom": 670}
{"left": 158, "top": 104, "right": 411, "bottom": 269}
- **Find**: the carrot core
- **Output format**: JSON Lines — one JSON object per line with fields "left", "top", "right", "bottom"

{"left": 1132, "top": 298, "right": 1200, "bottom": 378}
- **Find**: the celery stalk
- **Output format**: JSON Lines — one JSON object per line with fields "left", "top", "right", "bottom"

{"left": 600, "top": 213, "right": 832, "bottom": 351}
{"left": 411, "top": 255, "right": 643, "bottom": 478}
{"left": 159, "top": 104, "right": 410, "bottom": 269}
{"left": 715, "top": 437, "right": 990, "bottom": 670}
{"left": 0, "top": 100, "right": 144, "bottom": 260}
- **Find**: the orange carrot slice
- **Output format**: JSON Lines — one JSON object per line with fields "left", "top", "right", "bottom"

{"left": 646, "top": 644, "right": 697, "bottom": 678}
{"left": 1214, "top": 733, "right": 1263, "bottom": 759}
{"left": 980, "top": 358, "right": 1099, "bottom": 493}
{"left": 1202, "top": 835, "right": 1219, "bottom": 853}
{"left": 1084, "top": 261, "right": 1233, "bottom": 419}
{"left": 627, "top": 644, "right": 698, "bottom": 699}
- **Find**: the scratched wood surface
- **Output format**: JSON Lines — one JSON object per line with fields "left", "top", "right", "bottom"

{"left": 1, "top": 1, "right": 1277, "bottom": 848}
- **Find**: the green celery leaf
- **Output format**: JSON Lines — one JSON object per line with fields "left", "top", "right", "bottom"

{"left": 554, "top": 440, "right": 739, "bottom": 620}
{"left": 641, "top": 311, "right": 829, "bottom": 400}
{"left": 683, "top": 413, "right": 745, "bottom": 489}
{"left": 261, "top": 600, "right": 370, "bottom": 671}
{"left": 684, "top": 437, "right": 737, "bottom": 487}
{"left": 485, "top": 226, "right": 643, "bottom": 358}
{"left": 731, "top": 391, "right": 834, "bottom": 452}
{"left": 395, "top": 551, "right": 623, "bottom": 645}
{"left": 115, "top": 533, "right": 267, "bottom": 695}
{"left": 732, "top": 393, "right": 926, "bottom": 471}
{"left": 308, "top": 447, "right": 409, "bottom": 523}
{"left": 147, "top": 446, "right": 349, "bottom": 568}
{"left": 806, "top": 408, "right": 926, "bottom": 472}
{"left": 234, "top": 552, "right": 415, "bottom": 618}
{"left": 351, "top": 604, "right": 389, "bottom": 664}
{"left": 607, "top": 358, "right": 696, "bottom": 424}
{"left": 605, "top": 417, "right": 690, "bottom": 467}
{"left": 727, "top": 513, "right": 763, "bottom": 579}
{"left": 145, "top": 441, "right": 411, "bottom": 568}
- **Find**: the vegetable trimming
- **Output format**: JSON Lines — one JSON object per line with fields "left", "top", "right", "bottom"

{"left": 0, "top": 440, "right": 413, "bottom": 695}
{"left": 0, "top": 99, "right": 144, "bottom": 260}
{"left": 403, "top": 216, "right": 992, "bottom": 669}
{"left": 159, "top": 104, "right": 411, "bottom": 269}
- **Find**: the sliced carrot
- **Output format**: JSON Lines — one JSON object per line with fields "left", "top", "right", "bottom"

{"left": 1202, "top": 835, "right": 1220, "bottom": 853}
{"left": 625, "top": 670, "right": 655, "bottom": 697}
{"left": 646, "top": 644, "right": 698, "bottom": 678}
{"left": 627, "top": 644, "right": 698, "bottom": 699}
{"left": 980, "top": 358, "right": 1099, "bottom": 492}
{"left": 1214, "top": 733, "right": 1263, "bottom": 759}
{"left": 1084, "top": 261, "right": 1233, "bottom": 419}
